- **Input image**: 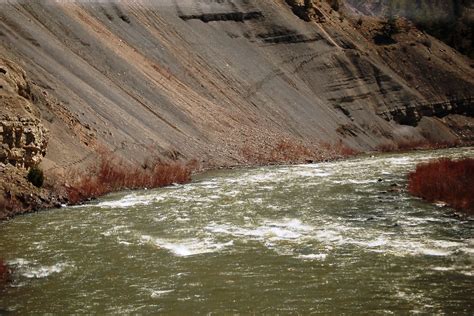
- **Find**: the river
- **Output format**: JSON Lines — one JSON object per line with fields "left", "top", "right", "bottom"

{"left": 1, "top": 148, "right": 473, "bottom": 314}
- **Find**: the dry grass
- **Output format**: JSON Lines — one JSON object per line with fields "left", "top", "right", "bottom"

{"left": 408, "top": 158, "right": 474, "bottom": 214}
{"left": 65, "top": 154, "right": 193, "bottom": 204}
{"left": 241, "top": 139, "right": 358, "bottom": 165}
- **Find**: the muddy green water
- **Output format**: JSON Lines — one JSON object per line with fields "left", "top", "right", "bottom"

{"left": 1, "top": 148, "right": 473, "bottom": 314}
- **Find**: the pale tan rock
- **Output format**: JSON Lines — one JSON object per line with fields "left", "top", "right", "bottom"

{"left": 0, "top": 59, "right": 49, "bottom": 169}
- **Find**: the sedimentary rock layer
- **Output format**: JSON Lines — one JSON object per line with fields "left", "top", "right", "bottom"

{"left": 0, "top": 0, "right": 472, "bottom": 169}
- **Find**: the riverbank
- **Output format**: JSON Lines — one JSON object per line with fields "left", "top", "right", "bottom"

{"left": 2, "top": 142, "right": 472, "bottom": 222}
{"left": 0, "top": 138, "right": 361, "bottom": 221}
{"left": 0, "top": 159, "right": 192, "bottom": 222}
{"left": 0, "top": 164, "right": 66, "bottom": 221}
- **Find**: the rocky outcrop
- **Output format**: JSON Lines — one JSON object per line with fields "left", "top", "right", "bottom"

{"left": 286, "top": 0, "right": 328, "bottom": 22}
{"left": 0, "top": 115, "right": 48, "bottom": 168}
{"left": 0, "top": 58, "right": 49, "bottom": 169}
{"left": 378, "top": 97, "right": 474, "bottom": 126}
{"left": 0, "top": 163, "right": 64, "bottom": 220}
{"left": 0, "top": 58, "right": 56, "bottom": 219}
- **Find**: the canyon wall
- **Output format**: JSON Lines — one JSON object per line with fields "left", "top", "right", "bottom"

{"left": 0, "top": 0, "right": 472, "bottom": 172}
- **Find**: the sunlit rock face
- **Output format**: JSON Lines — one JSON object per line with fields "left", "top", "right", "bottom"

{"left": 0, "top": 116, "right": 48, "bottom": 169}
{"left": 0, "top": 59, "right": 49, "bottom": 169}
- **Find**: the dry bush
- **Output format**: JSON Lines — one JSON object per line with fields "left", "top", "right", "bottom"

{"left": 269, "top": 140, "right": 313, "bottom": 162}
{"left": 317, "top": 140, "right": 358, "bottom": 160}
{"left": 65, "top": 153, "right": 192, "bottom": 204}
{"left": 408, "top": 158, "right": 474, "bottom": 214}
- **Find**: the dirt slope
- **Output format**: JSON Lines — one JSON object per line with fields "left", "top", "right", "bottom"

{"left": 0, "top": 0, "right": 473, "bottom": 172}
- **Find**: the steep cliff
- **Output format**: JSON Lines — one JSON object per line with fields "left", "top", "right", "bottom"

{"left": 0, "top": 0, "right": 473, "bottom": 214}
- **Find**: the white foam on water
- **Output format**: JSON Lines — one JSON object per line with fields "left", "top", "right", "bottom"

{"left": 314, "top": 229, "right": 345, "bottom": 244}
{"left": 331, "top": 179, "right": 379, "bottom": 185}
{"left": 96, "top": 193, "right": 162, "bottom": 208}
{"left": 431, "top": 266, "right": 454, "bottom": 272}
{"left": 291, "top": 169, "right": 332, "bottom": 178}
{"left": 379, "top": 239, "right": 457, "bottom": 257}
{"left": 101, "top": 225, "right": 130, "bottom": 237}
{"left": 397, "top": 216, "right": 446, "bottom": 227}
{"left": 223, "top": 190, "right": 241, "bottom": 197}
{"left": 150, "top": 289, "right": 174, "bottom": 298}
{"left": 352, "top": 237, "right": 387, "bottom": 248}
{"left": 153, "top": 216, "right": 168, "bottom": 222}
{"left": 236, "top": 173, "right": 280, "bottom": 184}
{"left": 258, "top": 186, "right": 275, "bottom": 191}
{"left": 417, "top": 248, "right": 452, "bottom": 257}
{"left": 140, "top": 234, "right": 153, "bottom": 244}
{"left": 7, "top": 258, "right": 31, "bottom": 267}
{"left": 23, "top": 263, "right": 69, "bottom": 279}
{"left": 176, "top": 217, "right": 190, "bottom": 222}
{"left": 431, "top": 240, "right": 464, "bottom": 248}
{"left": 395, "top": 289, "right": 435, "bottom": 312}
{"left": 152, "top": 238, "right": 233, "bottom": 257}
{"left": 459, "top": 270, "right": 473, "bottom": 276}
{"left": 265, "top": 227, "right": 301, "bottom": 240}
{"left": 460, "top": 247, "right": 474, "bottom": 255}
{"left": 386, "top": 157, "right": 414, "bottom": 165}
{"left": 10, "top": 261, "right": 71, "bottom": 279}
{"left": 196, "top": 181, "right": 219, "bottom": 189}
{"left": 206, "top": 218, "right": 313, "bottom": 242}
{"left": 207, "top": 195, "right": 221, "bottom": 200}
{"left": 206, "top": 214, "right": 470, "bottom": 259}
{"left": 297, "top": 253, "right": 327, "bottom": 260}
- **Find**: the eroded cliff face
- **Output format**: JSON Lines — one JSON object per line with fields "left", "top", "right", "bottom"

{"left": 0, "top": 116, "right": 48, "bottom": 168}
{"left": 0, "top": 58, "right": 68, "bottom": 219}
{"left": 0, "top": 58, "right": 48, "bottom": 169}
{"left": 0, "top": 0, "right": 472, "bottom": 172}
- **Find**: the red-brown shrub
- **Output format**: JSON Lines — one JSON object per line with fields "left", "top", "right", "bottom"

{"left": 408, "top": 158, "right": 474, "bottom": 214}
{"left": 66, "top": 154, "right": 192, "bottom": 204}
